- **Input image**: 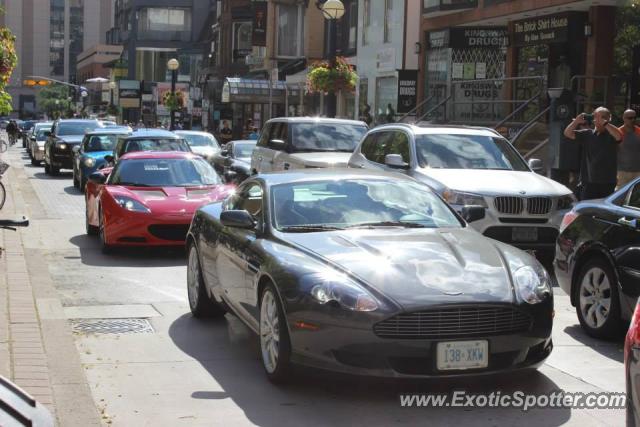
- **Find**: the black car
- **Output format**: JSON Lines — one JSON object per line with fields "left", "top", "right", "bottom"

{"left": 20, "top": 120, "right": 36, "bottom": 148}
{"left": 211, "top": 140, "right": 256, "bottom": 183}
{"left": 554, "top": 177, "right": 640, "bottom": 339}
{"left": 186, "top": 169, "right": 553, "bottom": 383}
{"left": 112, "top": 129, "right": 191, "bottom": 163}
{"left": 44, "top": 119, "right": 103, "bottom": 175}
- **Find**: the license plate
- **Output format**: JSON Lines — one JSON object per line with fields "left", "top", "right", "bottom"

{"left": 512, "top": 227, "right": 538, "bottom": 242}
{"left": 436, "top": 340, "right": 488, "bottom": 371}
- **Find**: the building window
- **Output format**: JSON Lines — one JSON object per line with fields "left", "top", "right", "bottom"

{"left": 384, "top": 0, "right": 393, "bottom": 43}
{"left": 362, "top": 0, "right": 371, "bottom": 46}
{"left": 277, "top": 4, "right": 304, "bottom": 57}
{"left": 49, "top": 0, "right": 65, "bottom": 77}
{"left": 138, "top": 7, "right": 192, "bottom": 40}
{"left": 232, "top": 22, "right": 252, "bottom": 64}
{"left": 69, "top": 0, "right": 84, "bottom": 82}
{"left": 375, "top": 76, "right": 397, "bottom": 123}
{"left": 348, "top": 1, "right": 357, "bottom": 50}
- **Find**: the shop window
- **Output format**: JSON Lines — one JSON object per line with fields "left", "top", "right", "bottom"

{"left": 375, "top": 77, "right": 398, "bottom": 123}
{"left": 384, "top": 0, "right": 393, "bottom": 44}
{"left": 348, "top": 1, "right": 357, "bottom": 50}
{"left": 362, "top": 0, "right": 371, "bottom": 46}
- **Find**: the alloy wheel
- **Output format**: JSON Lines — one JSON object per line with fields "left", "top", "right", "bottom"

{"left": 579, "top": 266, "right": 611, "bottom": 329}
{"left": 187, "top": 246, "right": 200, "bottom": 309}
{"left": 260, "top": 290, "right": 280, "bottom": 374}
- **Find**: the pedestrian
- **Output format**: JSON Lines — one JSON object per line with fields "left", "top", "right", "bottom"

{"left": 616, "top": 109, "right": 640, "bottom": 189}
{"left": 248, "top": 127, "right": 259, "bottom": 140}
{"left": 563, "top": 106, "right": 623, "bottom": 200}
{"left": 386, "top": 103, "right": 396, "bottom": 123}
{"left": 360, "top": 104, "right": 373, "bottom": 126}
{"left": 220, "top": 120, "right": 233, "bottom": 145}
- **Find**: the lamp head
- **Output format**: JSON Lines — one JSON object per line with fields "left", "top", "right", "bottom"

{"left": 167, "top": 58, "right": 180, "bottom": 71}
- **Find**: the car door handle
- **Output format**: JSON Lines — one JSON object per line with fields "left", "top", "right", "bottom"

{"left": 618, "top": 217, "right": 638, "bottom": 229}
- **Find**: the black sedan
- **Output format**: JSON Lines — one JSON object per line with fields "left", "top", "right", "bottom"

{"left": 554, "top": 177, "right": 640, "bottom": 339}
{"left": 44, "top": 119, "right": 103, "bottom": 174}
{"left": 186, "top": 170, "right": 553, "bottom": 382}
{"left": 210, "top": 140, "right": 256, "bottom": 184}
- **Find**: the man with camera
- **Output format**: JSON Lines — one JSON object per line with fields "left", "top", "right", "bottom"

{"left": 564, "top": 106, "right": 623, "bottom": 200}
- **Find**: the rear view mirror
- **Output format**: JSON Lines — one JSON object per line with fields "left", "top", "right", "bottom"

{"left": 528, "top": 158, "right": 544, "bottom": 173}
{"left": 221, "top": 210, "right": 255, "bottom": 229}
{"left": 461, "top": 205, "right": 486, "bottom": 223}
{"left": 384, "top": 154, "right": 409, "bottom": 169}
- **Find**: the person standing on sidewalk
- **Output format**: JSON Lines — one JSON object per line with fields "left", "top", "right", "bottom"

{"left": 617, "top": 109, "right": 640, "bottom": 189}
{"left": 563, "top": 106, "right": 623, "bottom": 200}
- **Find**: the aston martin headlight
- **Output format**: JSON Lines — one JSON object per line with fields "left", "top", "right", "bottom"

{"left": 557, "top": 193, "right": 577, "bottom": 210}
{"left": 442, "top": 189, "right": 488, "bottom": 207}
{"left": 84, "top": 157, "right": 96, "bottom": 167}
{"left": 306, "top": 273, "right": 380, "bottom": 312}
{"left": 115, "top": 196, "right": 150, "bottom": 213}
{"left": 513, "top": 264, "right": 552, "bottom": 304}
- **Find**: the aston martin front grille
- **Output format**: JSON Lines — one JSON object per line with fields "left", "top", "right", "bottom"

{"left": 373, "top": 305, "right": 532, "bottom": 339}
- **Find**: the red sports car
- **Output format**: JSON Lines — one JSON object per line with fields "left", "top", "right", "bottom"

{"left": 85, "top": 151, "right": 234, "bottom": 251}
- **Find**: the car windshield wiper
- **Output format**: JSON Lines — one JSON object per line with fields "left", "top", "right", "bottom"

{"left": 278, "top": 224, "right": 344, "bottom": 232}
{"left": 117, "top": 182, "right": 154, "bottom": 187}
{"left": 345, "top": 221, "right": 427, "bottom": 229}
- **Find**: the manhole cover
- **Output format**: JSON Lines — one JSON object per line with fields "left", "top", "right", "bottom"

{"left": 70, "top": 318, "right": 154, "bottom": 335}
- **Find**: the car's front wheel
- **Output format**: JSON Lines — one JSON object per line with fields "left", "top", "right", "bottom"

{"left": 576, "top": 257, "right": 622, "bottom": 339}
{"left": 187, "top": 243, "right": 226, "bottom": 318}
{"left": 259, "top": 283, "right": 292, "bottom": 383}
{"left": 98, "top": 209, "right": 113, "bottom": 254}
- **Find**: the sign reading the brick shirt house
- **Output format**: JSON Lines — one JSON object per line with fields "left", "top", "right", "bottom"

{"left": 513, "top": 14, "right": 570, "bottom": 47}
{"left": 397, "top": 70, "right": 418, "bottom": 114}
{"left": 252, "top": 2, "right": 267, "bottom": 47}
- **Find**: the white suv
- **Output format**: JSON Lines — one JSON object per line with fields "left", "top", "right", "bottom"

{"left": 348, "top": 123, "right": 576, "bottom": 259}
{"left": 251, "top": 117, "right": 368, "bottom": 173}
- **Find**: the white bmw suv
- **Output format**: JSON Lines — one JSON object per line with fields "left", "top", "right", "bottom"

{"left": 348, "top": 123, "right": 576, "bottom": 260}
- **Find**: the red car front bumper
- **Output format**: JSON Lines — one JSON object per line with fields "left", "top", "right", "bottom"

{"left": 103, "top": 209, "right": 194, "bottom": 247}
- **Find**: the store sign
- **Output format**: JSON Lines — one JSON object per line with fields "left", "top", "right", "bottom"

{"left": 118, "top": 80, "right": 140, "bottom": 108}
{"left": 252, "top": 2, "right": 267, "bottom": 47}
{"left": 397, "top": 70, "right": 418, "bottom": 114}
{"left": 376, "top": 48, "right": 396, "bottom": 71}
{"left": 427, "top": 28, "right": 508, "bottom": 49}
{"left": 513, "top": 14, "right": 570, "bottom": 47}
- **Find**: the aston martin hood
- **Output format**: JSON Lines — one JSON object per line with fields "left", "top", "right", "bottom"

{"left": 285, "top": 227, "right": 520, "bottom": 310}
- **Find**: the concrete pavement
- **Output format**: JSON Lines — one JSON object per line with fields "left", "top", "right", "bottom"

{"left": 0, "top": 139, "right": 629, "bottom": 426}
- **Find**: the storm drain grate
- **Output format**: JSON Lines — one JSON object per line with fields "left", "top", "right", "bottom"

{"left": 70, "top": 318, "right": 155, "bottom": 335}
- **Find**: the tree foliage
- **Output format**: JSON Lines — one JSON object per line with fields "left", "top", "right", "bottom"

{"left": 0, "top": 25, "right": 17, "bottom": 115}
{"left": 614, "top": 2, "right": 640, "bottom": 75}
{"left": 36, "top": 84, "right": 72, "bottom": 119}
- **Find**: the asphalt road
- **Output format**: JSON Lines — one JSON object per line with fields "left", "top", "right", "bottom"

{"left": 5, "top": 144, "right": 627, "bottom": 426}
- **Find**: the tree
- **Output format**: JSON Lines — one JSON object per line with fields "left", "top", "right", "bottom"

{"left": 36, "top": 84, "right": 72, "bottom": 119}
{"left": 0, "top": 21, "right": 17, "bottom": 115}
{"left": 614, "top": 2, "right": 640, "bottom": 76}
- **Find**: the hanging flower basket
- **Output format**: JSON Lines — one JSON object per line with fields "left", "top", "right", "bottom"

{"left": 162, "top": 91, "right": 185, "bottom": 111}
{"left": 306, "top": 56, "right": 357, "bottom": 94}
{"left": 0, "top": 27, "right": 17, "bottom": 114}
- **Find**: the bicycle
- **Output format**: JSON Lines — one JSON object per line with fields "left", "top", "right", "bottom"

{"left": 0, "top": 159, "right": 8, "bottom": 211}
{"left": 0, "top": 217, "right": 29, "bottom": 257}
{"left": 8, "top": 132, "right": 17, "bottom": 146}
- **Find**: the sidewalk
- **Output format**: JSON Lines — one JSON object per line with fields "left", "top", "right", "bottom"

{"left": 0, "top": 143, "right": 102, "bottom": 426}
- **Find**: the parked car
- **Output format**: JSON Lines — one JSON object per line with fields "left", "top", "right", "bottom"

{"left": 20, "top": 120, "right": 36, "bottom": 148}
{"left": 174, "top": 130, "right": 221, "bottom": 160}
{"left": 186, "top": 169, "right": 553, "bottom": 383}
{"left": 626, "top": 300, "right": 640, "bottom": 426}
{"left": 44, "top": 119, "right": 103, "bottom": 175}
{"left": 112, "top": 129, "right": 191, "bottom": 163}
{"left": 250, "top": 117, "right": 368, "bottom": 173}
{"left": 29, "top": 123, "right": 53, "bottom": 166}
{"left": 348, "top": 123, "right": 575, "bottom": 262}
{"left": 554, "top": 177, "right": 640, "bottom": 339}
{"left": 85, "top": 151, "right": 234, "bottom": 252}
{"left": 211, "top": 140, "right": 256, "bottom": 183}
{"left": 72, "top": 128, "right": 131, "bottom": 190}
{"left": 27, "top": 121, "right": 52, "bottom": 160}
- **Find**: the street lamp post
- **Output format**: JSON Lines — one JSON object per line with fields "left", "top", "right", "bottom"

{"left": 320, "top": 0, "right": 345, "bottom": 118}
{"left": 109, "top": 81, "right": 116, "bottom": 107}
{"left": 167, "top": 58, "right": 180, "bottom": 131}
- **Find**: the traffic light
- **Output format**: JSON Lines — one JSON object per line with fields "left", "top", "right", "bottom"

{"left": 23, "top": 79, "right": 51, "bottom": 87}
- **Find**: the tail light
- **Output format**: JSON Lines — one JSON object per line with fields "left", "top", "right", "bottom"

{"left": 559, "top": 210, "right": 578, "bottom": 233}
{"left": 625, "top": 301, "right": 640, "bottom": 366}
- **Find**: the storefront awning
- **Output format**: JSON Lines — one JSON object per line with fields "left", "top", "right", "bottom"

{"left": 221, "top": 78, "right": 300, "bottom": 104}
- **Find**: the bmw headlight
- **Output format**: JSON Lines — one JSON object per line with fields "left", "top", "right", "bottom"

{"left": 305, "top": 273, "right": 381, "bottom": 312}
{"left": 115, "top": 196, "right": 150, "bottom": 213}
{"left": 84, "top": 157, "right": 96, "bottom": 167}
{"left": 513, "top": 264, "right": 552, "bottom": 304}
{"left": 442, "top": 189, "right": 488, "bottom": 207}
{"left": 557, "top": 193, "right": 577, "bottom": 210}
{"left": 57, "top": 143, "right": 67, "bottom": 150}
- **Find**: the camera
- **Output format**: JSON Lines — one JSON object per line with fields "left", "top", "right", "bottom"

{"left": 583, "top": 113, "right": 593, "bottom": 125}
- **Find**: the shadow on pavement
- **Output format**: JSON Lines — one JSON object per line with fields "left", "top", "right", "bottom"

{"left": 563, "top": 325, "right": 624, "bottom": 363}
{"left": 63, "top": 185, "right": 82, "bottom": 195}
{"left": 168, "top": 313, "right": 572, "bottom": 426}
{"left": 32, "top": 171, "right": 73, "bottom": 180}
{"left": 68, "top": 234, "right": 187, "bottom": 268}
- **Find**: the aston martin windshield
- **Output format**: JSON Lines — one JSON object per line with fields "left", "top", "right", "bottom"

{"left": 415, "top": 134, "right": 529, "bottom": 171}
{"left": 291, "top": 123, "right": 367, "bottom": 152}
{"left": 272, "top": 179, "right": 461, "bottom": 230}
{"left": 110, "top": 158, "right": 221, "bottom": 187}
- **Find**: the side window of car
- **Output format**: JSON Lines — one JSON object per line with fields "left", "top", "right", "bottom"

{"left": 362, "top": 132, "right": 393, "bottom": 164}
{"left": 257, "top": 123, "right": 270, "bottom": 147}
{"left": 385, "top": 131, "right": 411, "bottom": 164}
{"left": 229, "top": 183, "right": 263, "bottom": 220}
{"left": 360, "top": 133, "right": 379, "bottom": 163}
{"left": 625, "top": 183, "right": 640, "bottom": 210}
{"left": 268, "top": 123, "right": 285, "bottom": 151}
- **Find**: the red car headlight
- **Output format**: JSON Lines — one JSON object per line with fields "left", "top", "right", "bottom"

{"left": 115, "top": 196, "right": 150, "bottom": 213}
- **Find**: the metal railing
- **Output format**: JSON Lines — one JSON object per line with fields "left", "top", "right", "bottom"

{"left": 510, "top": 105, "right": 550, "bottom": 148}
{"left": 397, "top": 95, "right": 436, "bottom": 123}
{"left": 493, "top": 86, "right": 543, "bottom": 130}
{"left": 415, "top": 94, "right": 452, "bottom": 123}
